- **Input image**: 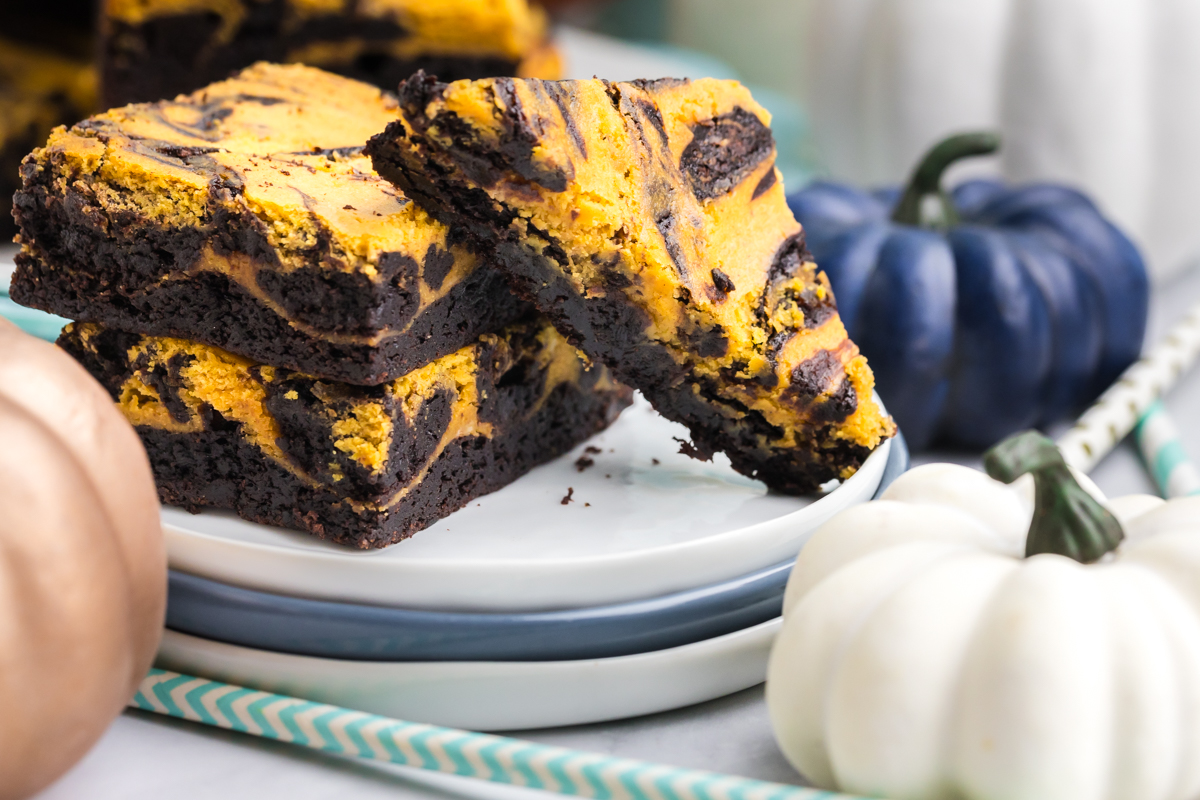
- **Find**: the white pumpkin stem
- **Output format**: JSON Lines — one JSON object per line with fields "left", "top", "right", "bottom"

{"left": 984, "top": 430, "right": 1125, "bottom": 563}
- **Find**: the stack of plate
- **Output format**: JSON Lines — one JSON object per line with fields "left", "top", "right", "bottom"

{"left": 160, "top": 395, "right": 908, "bottom": 731}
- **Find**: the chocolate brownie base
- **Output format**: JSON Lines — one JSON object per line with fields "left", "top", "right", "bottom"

{"left": 132, "top": 407, "right": 599, "bottom": 549}
{"left": 366, "top": 75, "right": 894, "bottom": 493}
{"left": 61, "top": 319, "right": 631, "bottom": 548}
{"left": 1, "top": 122, "right": 39, "bottom": 240}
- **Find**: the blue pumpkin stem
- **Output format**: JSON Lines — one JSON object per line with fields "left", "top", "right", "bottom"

{"left": 891, "top": 132, "right": 1001, "bottom": 229}
{"left": 984, "top": 430, "right": 1124, "bottom": 563}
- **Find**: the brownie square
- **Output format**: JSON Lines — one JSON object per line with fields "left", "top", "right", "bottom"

{"left": 61, "top": 317, "right": 632, "bottom": 548}
{"left": 12, "top": 63, "right": 530, "bottom": 385}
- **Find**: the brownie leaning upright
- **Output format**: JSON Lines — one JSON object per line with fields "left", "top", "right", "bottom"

{"left": 367, "top": 75, "right": 895, "bottom": 494}
{"left": 13, "top": 64, "right": 630, "bottom": 548}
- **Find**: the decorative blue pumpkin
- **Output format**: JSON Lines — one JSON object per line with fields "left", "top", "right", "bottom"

{"left": 787, "top": 133, "right": 1150, "bottom": 451}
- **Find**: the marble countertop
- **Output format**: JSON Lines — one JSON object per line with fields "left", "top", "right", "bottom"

{"left": 33, "top": 264, "right": 1200, "bottom": 799}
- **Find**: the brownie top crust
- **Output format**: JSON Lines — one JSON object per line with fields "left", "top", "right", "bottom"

{"left": 102, "top": 0, "right": 555, "bottom": 65}
{"left": 367, "top": 75, "right": 896, "bottom": 492}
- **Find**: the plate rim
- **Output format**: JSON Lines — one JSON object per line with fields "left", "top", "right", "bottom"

{"left": 159, "top": 616, "right": 783, "bottom": 671}
{"left": 165, "top": 435, "right": 890, "bottom": 571}
{"left": 164, "top": 435, "right": 890, "bottom": 611}
{"left": 163, "top": 428, "right": 906, "bottom": 659}
{"left": 164, "top": 560, "right": 789, "bottom": 661}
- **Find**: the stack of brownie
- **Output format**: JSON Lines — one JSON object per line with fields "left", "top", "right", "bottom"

{"left": 10, "top": 63, "right": 631, "bottom": 549}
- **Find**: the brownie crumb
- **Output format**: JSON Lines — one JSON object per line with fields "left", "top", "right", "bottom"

{"left": 651, "top": 458, "right": 660, "bottom": 466}
{"left": 574, "top": 455, "right": 595, "bottom": 472}
{"left": 561, "top": 487, "right": 575, "bottom": 505}
{"left": 343, "top": 204, "right": 356, "bottom": 210}
{"left": 605, "top": 474, "right": 611, "bottom": 479}
{"left": 585, "top": 445, "right": 602, "bottom": 455}
{"left": 711, "top": 268, "right": 735, "bottom": 295}
{"left": 674, "top": 437, "right": 714, "bottom": 462}
{"left": 584, "top": 502, "right": 591, "bottom": 507}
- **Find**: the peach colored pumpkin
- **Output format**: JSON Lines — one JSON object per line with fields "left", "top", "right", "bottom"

{"left": 0, "top": 319, "right": 165, "bottom": 799}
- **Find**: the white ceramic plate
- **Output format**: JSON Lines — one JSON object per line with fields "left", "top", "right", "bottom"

{"left": 156, "top": 618, "right": 782, "bottom": 731}
{"left": 166, "top": 395, "right": 890, "bottom": 612}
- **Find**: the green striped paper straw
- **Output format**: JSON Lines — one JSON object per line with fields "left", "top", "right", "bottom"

{"left": 131, "top": 669, "right": 856, "bottom": 800}
{"left": 1058, "top": 300, "right": 1200, "bottom": 473}
{"left": 1134, "top": 401, "right": 1200, "bottom": 499}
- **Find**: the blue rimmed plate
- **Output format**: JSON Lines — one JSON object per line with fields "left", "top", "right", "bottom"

{"left": 166, "top": 560, "right": 790, "bottom": 662}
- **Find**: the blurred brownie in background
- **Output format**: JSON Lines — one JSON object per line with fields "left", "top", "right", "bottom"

{"left": 100, "top": 0, "right": 562, "bottom": 107}
{"left": 0, "top": 30, "right": 96, "bottom": 239}
{"left": 1, "top": 0, "right": 96, "bottom": 58}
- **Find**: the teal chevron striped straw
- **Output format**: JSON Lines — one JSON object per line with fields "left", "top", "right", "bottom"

{"left": 1134, "top": 401, "right": 1200, "bottom": 499}
{"left": 131, "top": 669, "right": 854, "bottom": 800}
{"left": 0, "top": 262, "right": 68, "bottom": 342}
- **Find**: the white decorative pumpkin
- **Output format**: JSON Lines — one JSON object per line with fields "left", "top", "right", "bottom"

{"left": 798, "top": 0, "right": 1200, "bottom": 281}
{"left": 766, "top": 432, "right": 1200, "bottom": 800}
